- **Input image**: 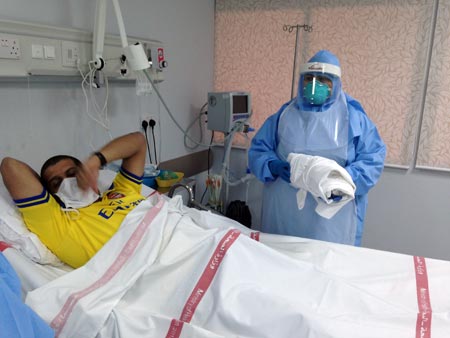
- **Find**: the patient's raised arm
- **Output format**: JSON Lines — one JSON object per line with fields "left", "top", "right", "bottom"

{"left": 0, "top": 157, "right": 44, "bottom": 200}
{"left": 77, "top": 132, "right": 146, "bottom": 192}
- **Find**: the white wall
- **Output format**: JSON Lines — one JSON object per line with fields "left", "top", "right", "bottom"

{"left": 0, "top": 0, "right": 214, "bottom": 171}
{"left": 363, "top": 168, "right": 450, "bottom": 261}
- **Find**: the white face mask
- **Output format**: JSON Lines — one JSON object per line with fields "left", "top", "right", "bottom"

{"left": 55, "top": 177, "right": 100, "bottom": 209}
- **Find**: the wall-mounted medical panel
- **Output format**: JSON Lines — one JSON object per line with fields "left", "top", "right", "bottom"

{"left": 0, "top": 19, "right": 165, "bottom": 82}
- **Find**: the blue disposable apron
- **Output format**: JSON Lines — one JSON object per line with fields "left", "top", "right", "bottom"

{"left": 261, "top": 91, "right": 357, "bottom": 244}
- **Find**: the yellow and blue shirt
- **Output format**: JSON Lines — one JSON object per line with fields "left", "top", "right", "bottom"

{"left": 14, "top": 168, "right": 145, "bottom": 268}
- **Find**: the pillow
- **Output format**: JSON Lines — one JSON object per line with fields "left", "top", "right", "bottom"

{"left": 0, "top": 169, "right": 155, "bottom": 266}
{"left": 0, "top": 184, "right": 62, "bottom": 266}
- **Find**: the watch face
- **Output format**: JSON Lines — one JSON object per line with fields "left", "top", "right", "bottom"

{"left": 209, "top": 96, "right": 217, "bottom": 107}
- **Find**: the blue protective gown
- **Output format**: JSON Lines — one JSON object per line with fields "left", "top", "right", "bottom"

{"left": 0, "top": 252, "right": 54, "bottom": 338}
{"left": 248, "top": 50, "right": 386, "bottom": 246}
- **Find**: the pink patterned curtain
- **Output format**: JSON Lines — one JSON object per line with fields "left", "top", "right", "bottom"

{"left": 215, "top": 1, "right": 440, "bottom": 167}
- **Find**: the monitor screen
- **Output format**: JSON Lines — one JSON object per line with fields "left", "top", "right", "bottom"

{"left": 232, "top": 95, "right": 248, "bottom": 114}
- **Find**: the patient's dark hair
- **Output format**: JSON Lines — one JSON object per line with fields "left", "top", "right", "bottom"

{"left": 40, "top": 155, "right": 82, "bottom": 184}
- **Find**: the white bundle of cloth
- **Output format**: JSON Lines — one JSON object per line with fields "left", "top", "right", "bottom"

{"left": 287, "top": 153, "right": 356, "bottom": 219}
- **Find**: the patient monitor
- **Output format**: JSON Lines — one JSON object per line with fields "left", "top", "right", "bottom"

{"left": 207, "top": 92, "right": 251, "bottom": 133}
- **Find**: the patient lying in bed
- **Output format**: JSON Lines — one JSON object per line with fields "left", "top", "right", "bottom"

{"left": 0, "top": 132, "right": 148, "bottom": 268}
{"left": 19, "top": 194, "right": 450, "bottom": 338}
{"left": 2, "top": 136, "right": 450, "bottom": 337}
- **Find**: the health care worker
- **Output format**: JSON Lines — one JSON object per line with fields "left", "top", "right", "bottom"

{"left": 248, "top": 50, "right": 386, "bottom": 246}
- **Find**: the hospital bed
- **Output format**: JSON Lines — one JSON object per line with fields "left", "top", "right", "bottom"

{"left": 1, "top": 180, "right": 209, "bottom": 297}
{"left": 1, "top": 172, "right": 450, "bottom": 338}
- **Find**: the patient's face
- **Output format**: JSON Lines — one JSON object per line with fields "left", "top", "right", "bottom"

{"left": 42, "top": 159, "right": 78, "bottom": 194}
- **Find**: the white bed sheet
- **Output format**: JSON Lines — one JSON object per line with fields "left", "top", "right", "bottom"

{"left": 18, "top": 195, "right": 450, "bottom": 338}
{"left": 3, "top": 247, "right": 72, "bottom": 298}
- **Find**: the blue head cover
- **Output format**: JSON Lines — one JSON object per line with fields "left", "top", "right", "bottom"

{"left": 309, "top": 50, "right": 340, "bottom": 66}
{"left": 297, "top": 50, "right": 343, "bottom": 111}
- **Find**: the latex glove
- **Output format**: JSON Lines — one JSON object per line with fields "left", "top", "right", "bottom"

{"left": 268, "top": 160, "right": 291, "bottom": 183}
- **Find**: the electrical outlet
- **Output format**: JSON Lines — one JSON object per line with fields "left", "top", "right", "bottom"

{"left": 0, "top": 37, "right": 21, "bottom": 59}
{"left": 140, "top": 115, "right": 149, "bottom": 131}
{"left": 62, "top": 41, "right": 81, "bottom": 68}
{"left": 141, "top": 114, "right": 152, "bottom": 122}
{"left": 147, "top": 115, "right": 158, "bottom": 126}
{"left": 140, "top": 115, "right": 157, "bottom": 130}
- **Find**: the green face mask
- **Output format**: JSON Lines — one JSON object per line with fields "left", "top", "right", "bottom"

{"left": 303, "top": 80, "right": 331, "bottom": 105}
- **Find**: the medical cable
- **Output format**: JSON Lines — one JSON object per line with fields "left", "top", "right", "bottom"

{"left": 141, "top": 120, "right": 153, "bottom": 164}
{"left": 150, "top": 119, "right": 158, "bottom": 164}
{"left": 78, "top": 60, "right": 113, "bottom": 139}
{"left": 142, "top": 69, "right": 217, "bottom": 148}
{"left": 221, "top": 121, "right": 253, "bottom": 187}
{"left": 244, "top": 134, "right": 253, "bottom": 205}
{"left": 142, "top": 68, "right": 252, "bottom": 152}
{"left": 78, "top": 62, "right": 100, "bottom": 125}
{"left": 201, "top": 131, "right": 215, "bottom": 205}
{"left": 89, "top": 63, "right": 110, "bottom": 132}
{"left": 156, "top": 82, "right": 162, "bottom": 168}
{"left": 184, "top": 102, "right": 208, "bottom": 150}
{"left": 78, "top": 61, "right": 113, "bottom": 153}
{"left": 245, "top": 179, "right": 250, "bottom": 204}
{"left": 88, "top": 66, "right": 109, "bottom": 126}
{"left": 220, "top": 120, "right": 254, "bottom": 207}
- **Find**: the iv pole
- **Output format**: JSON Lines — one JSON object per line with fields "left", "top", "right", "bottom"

{"left": 283, "top": 24, "right": 313, "bottom": 99}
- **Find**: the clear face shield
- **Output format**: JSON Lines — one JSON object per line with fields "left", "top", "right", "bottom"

{"left": 299, "top": 62, "right": 342, "bottom": 106}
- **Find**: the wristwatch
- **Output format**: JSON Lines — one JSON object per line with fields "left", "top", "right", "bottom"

{"left": 93, "top": 151, "right": 107, "bottom": 168}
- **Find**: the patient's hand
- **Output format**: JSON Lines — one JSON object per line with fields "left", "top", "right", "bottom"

{"left": 77, "top": 156, "right": 100, "bottom": 193}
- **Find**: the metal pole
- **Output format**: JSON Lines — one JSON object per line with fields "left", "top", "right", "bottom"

{"left": 291, "top": 27, "right": 300, "bottom": 99}
{"left": 409, "top": 0, "right": 439, "bottom": 172}
{"left": 283, "top": 24, "right": 313, "bottom": 100}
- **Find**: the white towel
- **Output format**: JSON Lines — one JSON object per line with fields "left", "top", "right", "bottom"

{"left": 287, "top": 153, "right": 356, "bottom": 219}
